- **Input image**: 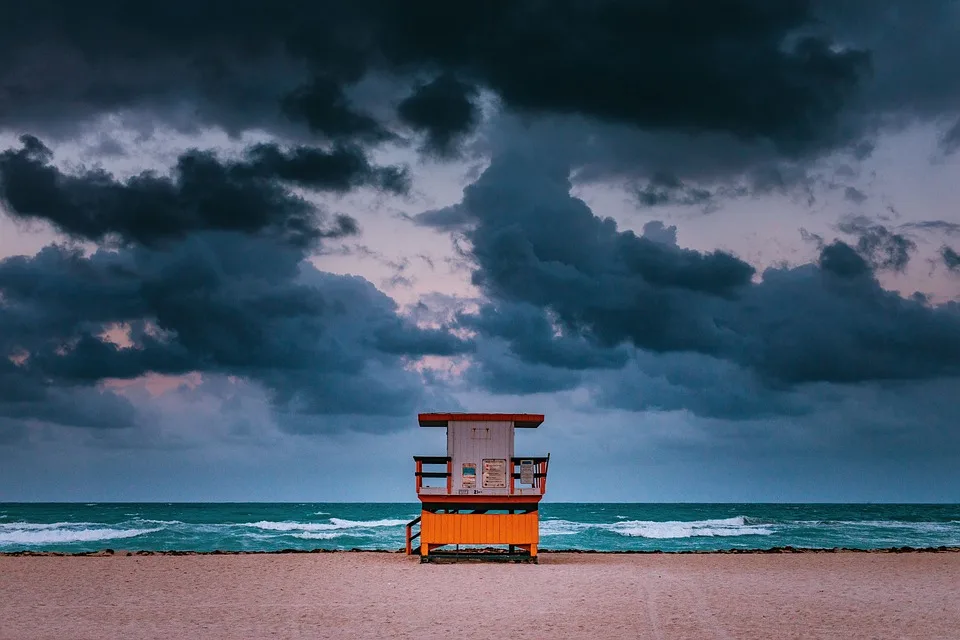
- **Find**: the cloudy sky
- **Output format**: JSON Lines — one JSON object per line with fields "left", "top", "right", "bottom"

{"left": 1, "top": 0, "right": 959, "bottom": 502}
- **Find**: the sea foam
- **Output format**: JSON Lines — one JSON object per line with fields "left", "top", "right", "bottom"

{"left": 0, "top": 526, "right": 160, "bottom": 546}
{"left": 612, "top": 516, "right": 774, "bottom": 539}
{"left": 247, "top": 518, "right": 409, "bottom": 533}
{"left": 539, "top": 516, "right": 773, "bottom": 539}
{"left": 292, "top": 532, "right": 343, "bottom": 540}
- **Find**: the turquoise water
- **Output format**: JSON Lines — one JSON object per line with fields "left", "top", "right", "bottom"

{"left": 1, "top": 503, "right": 959, "bottom": 553}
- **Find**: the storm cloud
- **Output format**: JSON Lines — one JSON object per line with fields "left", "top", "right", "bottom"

{"left": 0, "top": 232, "right": 471, "bottom": 431}
{"left": 0, "top": 0, "right": 956, "bottom": 205}
{"left": 834, "top": 217, "right": 917, "bottom": 273}
{"left": 944, "top": 246, "right": 960, "bottom": 272}
{"left": 442, "top": 153, "right": 960, "bottom": 406}
{"left": 397, "top": 74, "right": 480, "bottom": 158}
{"left": 0, "top": 4, "right": 944, "bottom": 144}
{"left": 0, "top": 135, "right": 406, "bottom": 248}
{"left": 0, "top": 2, "right": 866, "bottom": 143}
{"left": 1, "top": 0, "right": 959, "bottom": 501}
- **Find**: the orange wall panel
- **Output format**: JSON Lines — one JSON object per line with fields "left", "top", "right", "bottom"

{"left": 421, "top": 511, "right": 539, "bottom": 546}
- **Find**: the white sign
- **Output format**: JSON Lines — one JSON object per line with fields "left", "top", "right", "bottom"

{"left": 462, "top": 463, "right": 477, "bottom": 488}
{"left": 520, "top": 459, "right": 535, "bottom": 485}
{"left": 482, "top": 459, "right": 506, "bottom": 488}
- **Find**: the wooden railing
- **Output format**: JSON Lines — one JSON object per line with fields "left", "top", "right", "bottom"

{"left": 405, "top": 515, "right": 422, "bottom": 555}
{"left": 510, "top": 454, "right": 550, "bottom": 494}
{"left": 413, "top": 455, "right": 451, "bottom": 493}
{"left": 413, "top": 453, "right": 550, "bottom": 495}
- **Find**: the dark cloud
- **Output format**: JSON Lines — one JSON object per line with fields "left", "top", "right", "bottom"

{"left": 0, "top": 358, "right": 139, "bottom": 430}
{"left": 397, "top": 74, "right": 479, "bottom": 157}
{"left": 635, "top": 173, "right": 713, "bottom": 208}
{"left": 938, "top": 117, "right": 960, "bottom": 156}
{"left": 446, "top": 154, "right": 960, "bottom": 399}
{"left": 640, "top": 221, "right": 679, "bottom": 247}
{"left": 460, "top": 302, "right": 629, "bottom": 371}
{"left": 729, "top": 263, "right": 960, "bottom": 384}
{"left": 0, "top": 0, "right": 956, "bottom": 203}
{"left": 843, "top": 186, "right": 868, "bottom": 204}
{"left": 407, "top": 204, "right": 473, "bottom": 232}
{"left": 0, "top": 232, "right": 471, "bottom": 430}
{"left": 0, "top": 1, "right": 883, "bottom": 152}
{"left": 456, "top": 152, "right": 756, "bottom": 356}
{"left": 0, "top": 135, "right": 406, "bottom": 248}
{"left": 850, "top": 139, "right": 876, "bottom": 161}
{"left": 280, "top": 75, "right": 392, "bottom": 143}
{"left": 820, "top": 1, "right": 960, "bottom": 120}
{"left": 817, "top": 240, "right": 871, "bottom": 278}
{"left": 87, "top": 135, "right": 127, "bottom": 158}
{"left": 243, "top": 141, "right": 409, "bottom": 193}
{"left": 900, "top": 220, "right": 960, "bottom": 237}
{"left": 943, "top": 246, "right": 960, "bottom": 272}
{"left": 381, "top": 2, "right": 867, "bottom": 148}
{"left": 588, "top": 351, "right": 812, "bottom": 421}
{"left": 836, "top": 217, "right": 916, "bottom": 272}
{"left": 462, "top": 341, "right": 584, "bottom": 395}
{"left": 803, "top": 217, "right": 917, "bottom": 273}
{"left": 464, "top": 0, "right": 957, "bottom": 195}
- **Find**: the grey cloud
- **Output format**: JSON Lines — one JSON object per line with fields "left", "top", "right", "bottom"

{"left": 0, "top": 232, "right": 472, "bottom": 430}
{"left": 634, "top": 173, "right": 713, "bottom": 209}
{"left": 836, "top": 217, "right": 917, "bottom": 272}
{"left": 0, "top": 1, "right": 869, "bottom": 151}
{"left": 943, "top": 246, "right": 960, "bottom": 272}
{"left": 640, "top": 221, "right": 679, "bottom": 247}
{"left": 408, "top": 204, "right": 473, "bottom": 232}
{"left": 0, "top": 135, "right": 407, "bottom": 248}
{"left": 588, "top": 351, "right": 812, "bottom": 421}
{"left": 726, "top": 261, "right": 960, "bottom": 384}
{"left": 280, "top": 75, "right": 393, "bottom": 143}
{"left": 817, "top": 240, "right": 871, "bottom": 278}
{"left": 0, "top": 358, "right": 140, "bottom": 430}
{"left": 459, "top": 302, "right": 630, "bottom": 371}
{"left": 844, "top": 186, "right": 868, "bottom": 203}
{"left": 0, "top": 0, "right": 956, "bottom": 201}
{"left": 446, "top": 154, "right": 960, "bottom": 395}
{"left": 462, "top": 340, "right": 584, "bottom": 396}
{"left": 900, "top": 220, "right": 960, "bottom": 237}
{"left": 820, "top": 1, "right": 960, "bottom": 120}
{"left": 397, "top": 74, "right": 480, "bottom": 158}
{"left": 938, "top": 117, "right": 960, "bottom": 156}
{"left": 460, "top": 151, "right": 755, "bottom": 355}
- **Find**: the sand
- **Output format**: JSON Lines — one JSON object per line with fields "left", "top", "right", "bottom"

{"left": 2, "top": 552, "right": 958, "bottom": 639}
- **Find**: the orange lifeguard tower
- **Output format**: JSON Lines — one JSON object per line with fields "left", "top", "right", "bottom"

{"left": 405, "top": 413, "right": 550, "bottom": 563}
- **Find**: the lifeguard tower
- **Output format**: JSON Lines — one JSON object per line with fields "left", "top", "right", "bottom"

{"left": 405, "top": 413, "right": 550, "bottom": 563}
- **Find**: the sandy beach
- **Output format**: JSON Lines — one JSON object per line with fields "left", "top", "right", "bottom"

{"left": 1, "top": 552, "right": 958, "bottom": 639}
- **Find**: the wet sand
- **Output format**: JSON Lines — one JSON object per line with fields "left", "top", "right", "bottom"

{"left": 2, "top": 552, "right": 958, "bottom": 639}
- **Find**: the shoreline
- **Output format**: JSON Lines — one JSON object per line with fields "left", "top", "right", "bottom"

{"left": 4, "top": 544, "right": 960, "bottom": 557}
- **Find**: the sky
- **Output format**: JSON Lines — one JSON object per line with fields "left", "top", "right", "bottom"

{"left": 1, "top": 0, "right": 959, "bottom": 502}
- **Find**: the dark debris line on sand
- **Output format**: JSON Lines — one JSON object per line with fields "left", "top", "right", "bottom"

{"left": 2, "top": 546, "right": 960, "bottom": 557}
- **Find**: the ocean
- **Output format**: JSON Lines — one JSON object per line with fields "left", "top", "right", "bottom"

{"left": 2, "top": 503, "right": 959, "bottom": 554}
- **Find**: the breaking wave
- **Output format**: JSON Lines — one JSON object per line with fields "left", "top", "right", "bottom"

{"left": 1, "top": 505, "right": 956, "bottom": 552}
{"left": 292, "top": 532, "right": 344, "bottom": 540}
{"left": 613, "top": 516, "right": 774, "bottom": 539}
{"left": 1, "top": 521, "right": 99, "bottom": 530}
{"left": 540, "top": 516, "right": 773, "bottom": 539}
{"left": 0, "top": 526, "right": 160, "bottom": 546}
{"left": 247, "top": 518, "right": 408, "bottom": 533}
